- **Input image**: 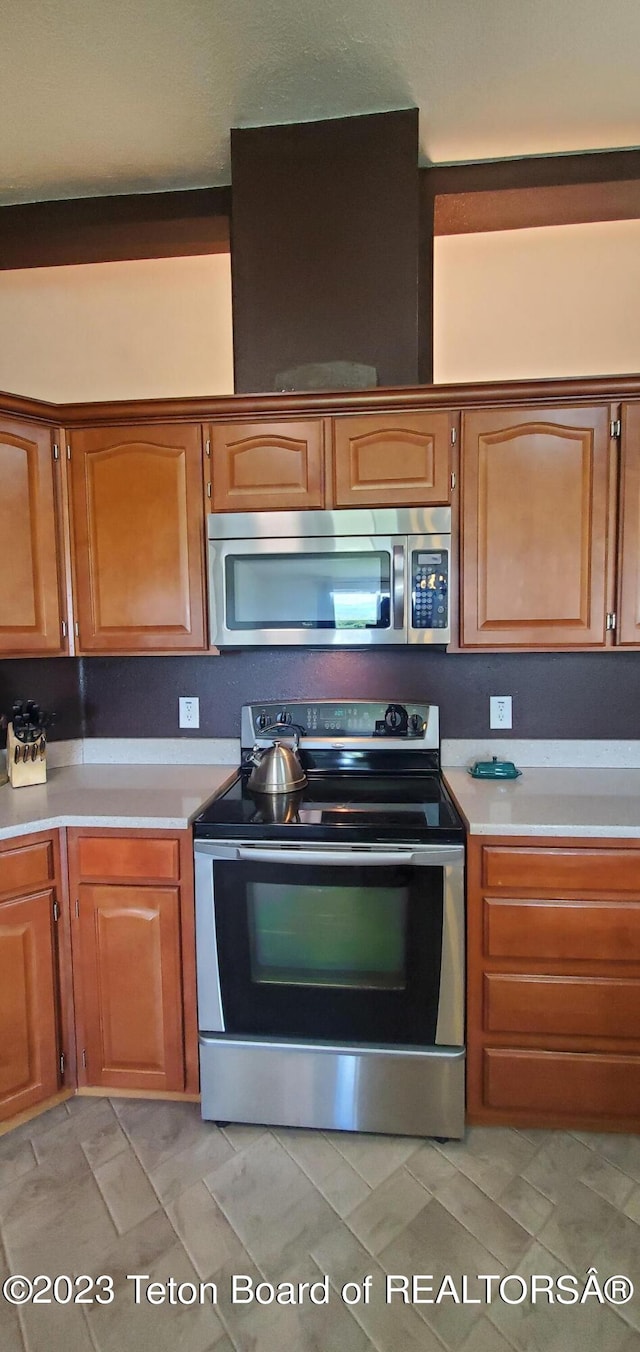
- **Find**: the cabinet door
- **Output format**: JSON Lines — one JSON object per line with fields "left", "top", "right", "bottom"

{"left": 0, "top": 420, "right": 64, "bottom": 654}
{"left": 0, "top": 890, "right": 60, "bottom": 1121}
{"left": 461, "top": 406, "right": 612, "bottom": 647}
{"left": 209, "top": 419, "right": 325, "bottom": 511}
{"left": 75, "top": 884, "right": 185, "bottom": 1091}
{"left": 618, "top": 403, "right": 640, "bottom": 645}
{"left": 69, "top": 424, "right": 206, "bottom": 652}
{"left": 333, "top": 412, "right": 452, "bottom": 507}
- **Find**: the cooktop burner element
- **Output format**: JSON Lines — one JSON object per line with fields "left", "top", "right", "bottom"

{"left": 193, "top": 700, "right": 464, "bottom": 844}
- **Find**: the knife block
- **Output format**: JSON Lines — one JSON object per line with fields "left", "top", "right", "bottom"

{"left": 7, "top": 722, "right": 47, "bottom": 788}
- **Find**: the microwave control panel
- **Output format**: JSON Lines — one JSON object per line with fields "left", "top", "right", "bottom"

{"left": 411, "top": 550, "right": 448, "bottom": 630}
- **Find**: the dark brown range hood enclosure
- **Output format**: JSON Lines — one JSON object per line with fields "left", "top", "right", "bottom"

{"left": 230, "top": 109, "right": 430, "bottom": 393}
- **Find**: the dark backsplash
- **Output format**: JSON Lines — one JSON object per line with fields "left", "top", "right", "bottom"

{"left": 79, "top": 649, "right": 640, "bottom": 741}
{"left": 0, "top": 659, "right": 83, "bottom": 742}
{"left": 2, "top": 650, "right": 638, "bottom": 742}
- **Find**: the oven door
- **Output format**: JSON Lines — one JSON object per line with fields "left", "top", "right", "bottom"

{"left": 208, "top": 535, "right": 407, "bottom": 647}
{"left": 194, "top": 842, "right": 464, "bottom": 1047}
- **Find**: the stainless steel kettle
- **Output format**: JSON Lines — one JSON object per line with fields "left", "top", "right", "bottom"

{"left": 246, "top": 723, "right": 307, "bottom": 794}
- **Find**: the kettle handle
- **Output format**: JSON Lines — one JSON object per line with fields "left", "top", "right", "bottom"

{"left": 246, "top": 721, "right": 305, "bottom": 768}
{"left": 258, "top": 721, "right": 305, "bottom": 747}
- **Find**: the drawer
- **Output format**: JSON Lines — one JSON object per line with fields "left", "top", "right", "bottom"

{"left": 484, "top": 973, "right": 640, "bottom": 1040}
{"left": 482, "top": 846, "right": 640, "bottom": 894}
{"left": 75, "top": 835, "right": 180, "bottom": 883}
{"left": 0, "top": 839, "right": 54, "bottom": 897}
{"left": 483, "top": 1047, "right": 640, "bottom": 1120}
{"left": 484, "top": 897, "right": 640, "bottom": 962}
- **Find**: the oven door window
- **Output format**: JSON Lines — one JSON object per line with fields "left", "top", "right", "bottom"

{"left": 211, "top": 859, "right": 444, "bottom": 1045}
{"left": 248, "top": 881, "right": 406, "bottom": 990}
{"left": 225, "top": 551, "right": 391, "bottom": 631}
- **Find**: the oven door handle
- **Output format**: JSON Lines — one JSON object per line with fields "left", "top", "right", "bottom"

{"left": 233, "top": 845, "right": 464, "bottom": 868}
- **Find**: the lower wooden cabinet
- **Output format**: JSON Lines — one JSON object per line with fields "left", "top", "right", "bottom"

{"left": 75, "top": 884, "right": 185, "bottom": 1091}
{"left": 0, "top": 833, "right": 64, "bottom": 1123}
{"left": 68, "top": 828, "right": 198, "bottom": 1096}
{"left": 467, "top": 835, "right": 640, "bottom": 1132}
{"left": 0, "top": 825, "right": 199, "bottom": 1126}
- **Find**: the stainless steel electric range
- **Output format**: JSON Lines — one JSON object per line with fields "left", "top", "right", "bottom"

{"left": 193, "top": 700, "right": 465, "bottom": 1138}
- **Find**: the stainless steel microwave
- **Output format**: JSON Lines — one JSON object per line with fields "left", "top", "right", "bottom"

{"left": 208, "top": 507, "right": 452, "bottom": 648}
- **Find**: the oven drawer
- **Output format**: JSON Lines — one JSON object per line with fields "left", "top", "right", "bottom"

{"left": 200, "top": 1035, "right": 465, "bottom": 1138}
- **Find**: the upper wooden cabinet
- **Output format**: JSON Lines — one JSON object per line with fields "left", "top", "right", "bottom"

{"left": 208, "top": 419, "right": 325, "bottom": 512}
{"left": 460, "top": 405, "right": 614, "bottom": 648}
{"left": 618, "top": 403, "right": 640, "bottom": 646}
{"left": 68, "top": 423, "right": 207, "bottom": 652}
{"left": 0, "top": 419, "right": 66, "bottom": 655}
{"left": 332, "top": 412, "right": 453, "bottom": 508}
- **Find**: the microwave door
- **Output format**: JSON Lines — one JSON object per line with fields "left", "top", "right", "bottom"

{"left": 209, "top": 536, "right": 408, "bottom": 647}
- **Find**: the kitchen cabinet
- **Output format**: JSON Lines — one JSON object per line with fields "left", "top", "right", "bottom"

{"left": 0, "top": 834, "right": 64, "bottom": 1122}
{"left": 68, "top": 423, "right": 207, "bottom": 652}
{"left": 332, "top": 411, "right": 453, "bottom": 507}
{"left": 0, "top": 418, "right": 67, "bottom": 655}
{"left": 208, "top": 410, "right": 453, "bottom": 513}
{"left": 68, "top": 829, "right": 198, "bottom": 1094}
{"left": 208, "top": 418, "right": 326, "bottom": 511}
{"left": 618, "top": 402, "right": 640, "bottom": 645}
{"left": 466, "top": 836, "right": 640, "bottom": 1131}
{"left": 460, "top": 405, "right": 615, "bottom": 648}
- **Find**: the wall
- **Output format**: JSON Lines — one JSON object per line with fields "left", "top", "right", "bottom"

{"left": 0, "top": 659, "right": 83, "bottom": 742}
{"left": 0, "top": 254, "right": 234, "bottom": 401}
{"left": 434, "top": 218, "right": 640, "bottom": 383}
{"left": 82, "top": 650, "right": 640, "bottom": 741}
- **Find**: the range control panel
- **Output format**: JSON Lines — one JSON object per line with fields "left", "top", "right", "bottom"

{"left": 246, "top": 701, "right": 432, "bottom": 740}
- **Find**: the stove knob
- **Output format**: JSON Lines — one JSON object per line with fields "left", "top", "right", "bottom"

{"left": 277, "top": 709, "right": 291, "bottom": 725}
{"left": 410, "top": 713, "right": 424, "bottom": 734}
{"left": 256, "top": 712, "right": 269, "bottom": 731}
{"left": 384, "top": 703, "right": 408, "bottom": 734}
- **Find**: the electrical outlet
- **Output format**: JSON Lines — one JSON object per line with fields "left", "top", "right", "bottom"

{"left": 490, "top": 695, "right": 512, "bottom": 730}
{"left": 179, "top": 696, "right": 200, "bottom": 730}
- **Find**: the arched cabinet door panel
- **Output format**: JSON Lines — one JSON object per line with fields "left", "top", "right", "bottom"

{"left": 461, "top": 405, "right": 613, "bottom": 648}
{"left": 333, "top": 412, "right": 452, "bottom": 507}
{"left": 0, "top": 889, "right": 60, "bottom": 1121}
{"left": 69, "top": 423, "right": 206, "bottom": 652}
{"left": 209, "top": 420, "right": 325, "bottom": 512}
{"left": 0, "top": 420, "right": 64, "bottom": 654}
{"left": 74, "top": 883, "right": 184, "bottom": 1091}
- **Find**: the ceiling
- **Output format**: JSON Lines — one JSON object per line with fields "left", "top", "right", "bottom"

{"left": 3, "top": 0, "right": 640, "bottom": 207}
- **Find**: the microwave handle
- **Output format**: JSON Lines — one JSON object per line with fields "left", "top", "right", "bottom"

{"left": 392, "top": 545, "right": 405, "bottom": 630}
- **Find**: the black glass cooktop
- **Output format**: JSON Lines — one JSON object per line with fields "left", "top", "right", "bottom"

{"left": 193, "top": 772, "right": 464, "bottom": 844}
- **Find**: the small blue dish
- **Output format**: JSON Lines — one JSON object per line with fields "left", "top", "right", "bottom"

{"left": 468, "top": 756, "right": 522, "bottom": 780}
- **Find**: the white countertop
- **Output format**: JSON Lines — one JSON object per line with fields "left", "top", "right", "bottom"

{"left": 444, "top": 767, "right": 640, "bottom": 838}
{"left": 3, "top": 753, "right": 640, "bottom": 842}
{"left": 0, "top": 764, "right": 238, "bottom": 840}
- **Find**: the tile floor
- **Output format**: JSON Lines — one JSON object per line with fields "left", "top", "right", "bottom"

{"left": 0, "top": 1097, "right": 639, "bottom": 1351}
